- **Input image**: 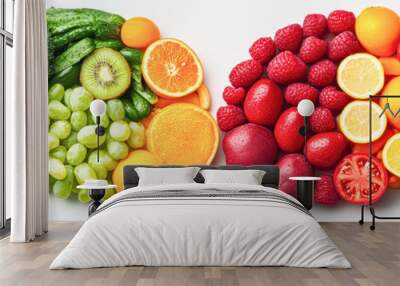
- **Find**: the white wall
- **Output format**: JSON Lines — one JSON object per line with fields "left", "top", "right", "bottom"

{"left": 47, "top": 0, "right": 400, "bottom": 222}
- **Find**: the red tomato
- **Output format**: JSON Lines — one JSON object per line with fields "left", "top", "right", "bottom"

{"left": 333, "top": 154, "right": 388, "bottom": 204}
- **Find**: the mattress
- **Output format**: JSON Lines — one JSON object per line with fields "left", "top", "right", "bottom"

{"left": 50, "top": 183, "right": 351, "bottom": 269}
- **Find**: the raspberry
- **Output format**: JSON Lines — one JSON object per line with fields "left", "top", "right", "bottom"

{"left": 274, "top": 24, "right": 303, "bottom": 52}
{"left": 310, "top": 107, "right": 336, "bottom": 133}
{"left": 328, "top": 31, "right": 362, "bottom": 62}
{"left": 307, "top": 59, "right": 337, "bottom": 88}
{"left": 319, "top": 86, "right": 350, "bottom": 112}
{"left": 284, "top": 83, "right": 319, "bottom": 105}
{"left": 327, "top": 10, "right": 356, "bottom": 34}
{"left": 314, "top": 176, "right": 338, "bottom": 205}
{"left": 222, "top": 86, "right": 246, "bottom": 106}
{"left": 299, "top": 36, "right": 328, "bottom": 64}
{"left": 217, "top": 105, "right": 246, "bottom": 131}
{"left": 229, "top": 60, "right": 263, "bottom": 88}
{"left": 267, "top": 51, "right": 307, "bottom": 84}
{"left": 249, "top": 37, "right": 276, "bottom": 64}
{"left": 303, "top": 14, "right": 327, "bottom": 37}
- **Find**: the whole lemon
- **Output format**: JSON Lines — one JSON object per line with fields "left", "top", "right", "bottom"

{"left": 355, "top": 7, "right": 400, "bottom": 57}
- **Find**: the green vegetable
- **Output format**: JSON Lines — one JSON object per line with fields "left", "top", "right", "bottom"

{"left": 120, "top": 48, "right": 143, "bottom": 65}
{"left": 69, "top": 87, "right": 93, "bottom": 111}
{"left": 94, "top": 39, "right": 124, "bottom": 50}
{"left": 88, "top": 150, "right": 117, "bottom": 171}
{"left": 127, "top": 122, "right": 146, "bottom": 149}
{"left": 74, "top": 163, "right": 97, "bottom": 185}
{"left": 48, "top": 133, "right": 60, "bottom": 150}
{"left": 121, "top": 97, "right": 141, "bottom": 121}
{"left": 48, "top": 32, "right": 56, "bottom": 79}
{"left": 48, "top": 100, "right": 71, "bottom": 120}
{"left": 94, "top": 22, "right": 121, "bottom": 39}
{"left": 109, "top": 121, "right": 131, "bottom": 142}
{"left": 49, "top": 83, "right": 64, "bottom": 101}
{"left": 52, "top": 26, "right": 95, "bottom": 50}
{"left": 52, "top": 165, "right": 75, "bottom": 199}
{"left": 66, "top": 143, "right": 87, "bottom": 166}
{"left": 50, "top": 63, "right": 81, "bottom": 89}
{"left": 131, "top": 65, "right": 158, "bottom": 104}
{"left": 77, "top": 125, "right": 106, "bottom": 149}
{"left": 70, "top": 111, "right": 88, "bottom": 131}
{"left": 50, "top": 120, "right": 72, "bottom": 140}
{"left": 50, "top": 19, "right": 93, "bottom": 35}
{"left": 49, "top": 157, "right": 67, "bottom": 180}
{"left": 62, "top": 131, "right": 78, "bottom": 149}
{"left": 107, "top": 140, "right": 129, "bottom": 160}
{"left": 50, "top": 145, "right": 67, "bottom": 163}
{"left": 107, "top": 99, "right": 125, "bottom": 121}
{"left": 131, "top": 91, "right": 151, "bottom": 119}
{"left": 54, "top": 38, "right": 95, "bottom": 74}
{"left": 74, "top": 8, "right": 125, "bottom": 26}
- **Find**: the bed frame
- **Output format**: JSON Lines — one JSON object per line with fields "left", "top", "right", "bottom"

{"left": 123, "top": 165, "right": 280, "bottom": 190}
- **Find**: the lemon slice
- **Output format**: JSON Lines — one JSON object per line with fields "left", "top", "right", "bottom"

{"left": 383, "top": 133, "right": 400, "bottom": 177}
{"left": 337, "top": 53, "right": 385, "bottom": 99}
{"left": 339, "top": 101, "right": 387, "bottom": 143}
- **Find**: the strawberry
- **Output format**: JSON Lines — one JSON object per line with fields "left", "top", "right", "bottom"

{"left": 267, "top": 51, "right": 307, "bottom": 84}
{"left": 310, "top": 107, "right": 336, "bottom": 133}
{"left": 217, "top": 105, "right": 246, "bottom": 131}
{"left": 223, "top": 86, "right": 246, "bottom": 105}
{"left": 319, "top": 86, "right": 350, "bottom": 112}
{"left": 299, "top": 36, "right": 328, "bottom": 64}
{"left": 284, "top": 83, "right": 319, "bottom": 105}
{"left": 303, "top": 14, "right": 327, "bottom": 37}
{"left": 229, "top": 60, "right": 263, "bottom": 88}
{"left": 327, "top": 10, "right": 356, "bottom": 34}
{"left": 314, "top": 175, "right": 338, "bottom": 205}
{"left": 328, "top": 31, "right": 362, "bottom": 62}
{"left": 274, "top": 24, "right": 303, "bottom": 52}
{"left": 307, "top": 59, "right": 337, "bottom": 88}
{"left": 249, "top": 37, "right": 276, "bottom": 64}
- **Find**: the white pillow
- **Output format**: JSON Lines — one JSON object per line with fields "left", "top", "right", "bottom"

{"left": 200, "top": 169, "right": 266, "bottom": 185}
{"left": 135, "top": 167, "right": 200, "bottom": 186}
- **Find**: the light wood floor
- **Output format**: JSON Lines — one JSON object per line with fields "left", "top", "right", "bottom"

{"left": 0, "top": 222, "right": 399, "bottom": 286}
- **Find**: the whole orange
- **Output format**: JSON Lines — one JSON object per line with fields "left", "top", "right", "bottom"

{"left": 379, "top": 76, "right": 400, "bottom": 129}
{"left": 355, "top": 7, "right": 400, "bottom": 57}
{"left": 121, "top": 17, "right": 160, "bottom": 49}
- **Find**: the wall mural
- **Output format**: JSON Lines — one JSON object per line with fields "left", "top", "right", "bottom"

{"left": 47, "top": 6, "right": 400, "bottom": 207}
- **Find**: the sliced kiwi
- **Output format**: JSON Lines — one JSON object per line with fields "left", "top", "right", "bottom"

{"left": 80, "top": 48, "right": 131, "bottom": 100}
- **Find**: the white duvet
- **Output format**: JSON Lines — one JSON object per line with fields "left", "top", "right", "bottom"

{"left": 50, "top": 183, "right": 351, "bottom": 269}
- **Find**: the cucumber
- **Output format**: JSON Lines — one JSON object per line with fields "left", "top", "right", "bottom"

{"left": 131, "top": 91, "right": 151, "bottom": 119}
{"left": 94, "top": 39, "right": 124, "bottom": 50}
{"left": 54, "top": 38, "right": 95, "bottom": 74}
{"left": 50, "top": 63, "right": 81, "bottom": 89}
{"left": 121, "top": 97, "right": 141, "bottom": 121}
{"left": 48, "top": 33, "right": 56, "bottom": 79}
{"left": 53, "top": 26, "right": 95, "bottom": 50}
{"left": 120, "top": 48, "right": 143, "bottom": 65}
{"left": 130, "top": 65, "right": 158, "bottom": 104}
{"left": 94, "top": 22, "right": 120, "bottom": 39}
{"left": 74, "top": 8, "right": 125, "bottom": 26}
{"left": 49, "top": 19, "right": 94, "bottom": 35}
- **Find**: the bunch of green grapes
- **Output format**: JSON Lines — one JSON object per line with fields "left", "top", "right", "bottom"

{"left": 48, "top": 83, "right": 146, "bottom": 203}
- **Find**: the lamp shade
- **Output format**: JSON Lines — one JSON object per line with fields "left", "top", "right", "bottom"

{"left": 297, "top": 99, "right": 315, "bottom": 117}
{"left": 90, "top": 99, "right": 106, "bottom": 116}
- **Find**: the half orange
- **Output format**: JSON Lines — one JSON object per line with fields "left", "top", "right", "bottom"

{"left": 142, "top": 38, "right": 204, "bottom": 98}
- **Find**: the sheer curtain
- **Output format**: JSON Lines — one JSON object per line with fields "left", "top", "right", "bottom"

{"left": 8, "top": 0, "right": 48, "bottom": 242}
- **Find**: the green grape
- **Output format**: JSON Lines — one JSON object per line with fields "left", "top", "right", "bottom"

{"left": 52, "top": 166, "right": 74, "bottom": 200}
{"left": 70, "top": 87, "right": 93, "bottom": 111}
{"left": 77, "top": 125, "right": 106, "bottom": 149}
{"left": 107, "top": 99, "right": 125, "bottom": 121}
{"left": 49, "top": 120, "right": 72, "bottom": 140}
{"left": 107, "top": 140, "right": 129, "bottom": 160}
{"left": 88, "top": 150, "right": 117, "bottom": 171}
{"left": 50, "top": 145, "right": 67, "bottom": 163}
{"left": 91, "top": 113, "right": 110, "bottom": 128}
{"left": 49, "top": 83, "right": 64, "bottom": 101}
{"left": 48, "top": 133, "right": 60, "bottom": 150}
{"left": 70, "top": 111, "right": 88, "bottom": 131}
{"left": 48, "top": 100, "right": 71, "bottom": 120}
{"left": 66, "top": 143, "right": 87, "bottom": 166}
{"left": 127, "top": 121, "right": 146, "bottom": 149}
{"left": 109, "top": 120, "right": 131, "bottom": 142}
{"left": 87, "top": 151, "right": 109, "bottom": 179}
{"left": 74, "top": 163, "right": 97, "bottom": 184}
{"left": 78, "top": 189, "right": 91, "bottom": 203}
{"left": 49, "top": 157, "right": 67, "bottom": 180}
{"left": 64, "top": 88, "right": 73, "bottom": 109}
{"left": 86, "top": 110, "right": 95, "bottom": 125}
{"left": 62, "top": 131, "right": 78, "bottom": 149}
{"left": 102, "top": 188, "right": 115, "bottom": 201}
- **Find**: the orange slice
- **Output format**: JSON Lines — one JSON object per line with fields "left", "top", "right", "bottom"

{"left": 142, "top": 38, "right": 204, "bottom": 98}
{"left": 146, "top": 103, "right": 219, "bottom": 165}
{"left": 155, "top": 92, "right": 200, "bottom": 109}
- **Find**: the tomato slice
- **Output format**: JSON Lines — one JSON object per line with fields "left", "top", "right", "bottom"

{"left": 333, "top": 153, "right": 388, "bottom": 204}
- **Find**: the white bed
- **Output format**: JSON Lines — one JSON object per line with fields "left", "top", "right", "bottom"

{"left": 50, "top": 182, "right": 350, "bottom": 269}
